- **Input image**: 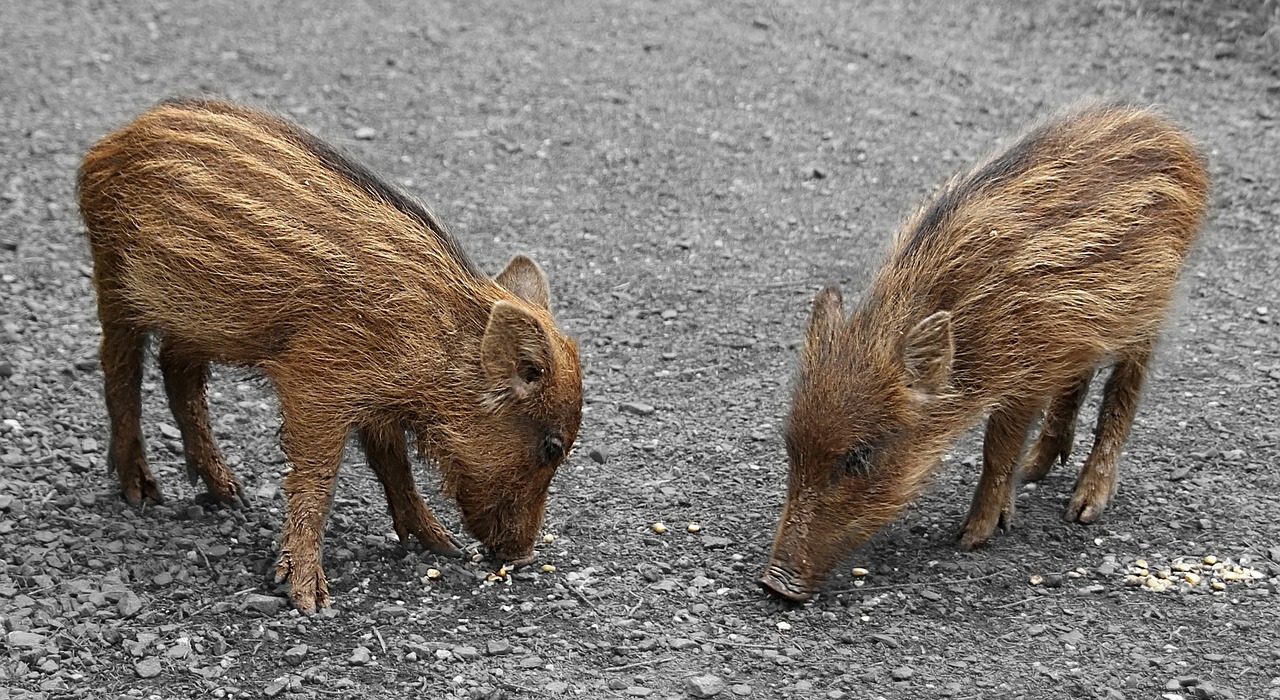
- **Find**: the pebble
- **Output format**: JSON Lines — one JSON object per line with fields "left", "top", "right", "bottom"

{"left": 167, "top": 638, "right": 191, "bottom": 658}
{"left": 546, "top": 681, "right": 569, "bottom": 693}
{"left": 264, "top": 677, "right": 289, "bottom": 698}
{"left": 618, "top": 401, "right": 656, "bottom": 416}
{"left": 486, "top": 638, "right": 512, "bottom": 656}
{"left": 283, "top": 643, "right": 308, "bottom": 666}
{"left": 588, "top": 446, "right": 609, "bottom": 464}
{"left": 867, "top": 633, "right": 900, "bottom": 648}
{"left": 117, "top": 591, "right": 144, "bottom": 618}
{"left": 686, "top": 674, "right": 726, "bottom": 698}
{"left": 625, "top": 687, "right": 653, "bottom": 697}
{"left": 519, "top": 654, "right": 543, "bottom": 668}
{"left": 157, "top": 422, "right": 182, "bottom": 440}
{"left": 7, "top": 630, "right": 46, "bottom": 647}
{"left": 348, "top": 645, "right": 372, "bottom": 665}
{"left": 243, "top": 593, "right": 287, "bottom": 616}
{"left": 730, "top": 685, "right": 753, "bottom": 696}
{"left": 134, "top": 657, "right": 162, "bottom": 678}
{"left": 891, "top": 667, "right": 914, "bottom": 681}
{"left": 453, "top": 645, "right": 480, "bottom": 661}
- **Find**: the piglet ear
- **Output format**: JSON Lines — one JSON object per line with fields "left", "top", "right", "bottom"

{"left": 902, "top": 311, "right": 953, "bottom": 399}
{"left": 481, "top": 300, "right": 552, "bottom": 400}
{"left": 802, "top": 285, "right": 845, "bottom": 366}
{"left": 495, "top": 255, "right": 551, "bottom": 309}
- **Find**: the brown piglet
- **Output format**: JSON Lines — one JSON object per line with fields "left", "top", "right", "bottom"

{"left": 78, "top": 98, "right": 583, "bottom": 613}
{"left": 761, "top": 103, "right": 1209, "bottom": 602}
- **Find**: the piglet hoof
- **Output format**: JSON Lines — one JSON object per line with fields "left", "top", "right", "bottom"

{"left": 274, "top": 552, "right": 330, "bottom": 615}
{"left": 121, "top": 477, "right": 164, "bottom": 507}
{"left": 956, "top": 518, "right": 995, "bottom": 552}
{"left": 423, "top": 534, "right": 464, "bottom": 559}
{"left": 1064, "top": 494, "right": 1108, "bottom": 525}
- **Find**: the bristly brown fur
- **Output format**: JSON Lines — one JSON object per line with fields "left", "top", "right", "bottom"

{"left": 762, "top": 102, "right": 1209, "bottom": 602}
{"left": 78, "top": 98, "right": 583, "bottom": 614}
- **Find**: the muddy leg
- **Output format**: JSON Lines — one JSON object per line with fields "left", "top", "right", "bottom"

{"left": 958, "top": 401, "right": 1038, "bottom": 551}
{"left": 1067, "top": 347, "right": 1152, "bottom": 524}
{"left": 159, "top": 337, "right": 246, "bottom": 506}
{"left": 1022, "top": 370, "right": 1093, "bottom": 482}
{"left": 273, "top": 397, "right": 349, "bottom": 614}
{"left": 100, "top": 320, "right": 162, "bottom": 505}
{"left": 359, "top": 422, "right": 463, "bottom": 558}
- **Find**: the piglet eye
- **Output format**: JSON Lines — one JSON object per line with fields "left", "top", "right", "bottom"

{"left": 836, "top": 444, "right": 874, "bottom": 478}
{"left": 539, "top": 434, "right": 566, "bottom": 466}
{"left": 518, "top": 360, "right": 544, "bottom": 385}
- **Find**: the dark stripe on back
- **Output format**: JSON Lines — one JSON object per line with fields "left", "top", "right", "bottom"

{"left": 161, "top": 96, "right": 483, "bottom": 278}
{"left": 900, "top": 120, "right": 1048, "bottom": 259}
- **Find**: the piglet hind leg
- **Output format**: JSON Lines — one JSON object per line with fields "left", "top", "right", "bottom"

{"left": 1067, "top": 345, "right": 1152, "bottom": 524}
{"left": 958, "top": 401, "right": 1038, "bottom": 551}
{"left": 1021, "top": 370, "right": 1093, "bottom": 482}
{"left": 100, "top": 319, "right": 164, "bottom": 506}
{"left": 358, "top": 421, "right": 463, "bottom": 558}
{"left": 158, "top": 337, "right": 247, "bottom": 507}
{"left": 273, "top": 396, "right": 349, "bottom": 614}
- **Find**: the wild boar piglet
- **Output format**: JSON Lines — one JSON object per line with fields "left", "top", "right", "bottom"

{"left": 79, "top": 98, "right": 583, "bottom": 613}
{"left": 762, "top": 103, "right": 1209, "bottom": 602}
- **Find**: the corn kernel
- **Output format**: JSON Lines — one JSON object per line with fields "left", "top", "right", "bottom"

{"left": 1203, "top": 555, "right": 1217, "bottom": 565}
{"left": 851, "top": 567, "right": 869, "bottom": 577}
{"left": 426, "top": 568, "right": 441, "bottom": 580}
{"left": 652, "top": 522, "right": 667, "bottom": 534}
{"left": 1135, "top": 559, "right": 1148, "bottom": 569}
{"left": 1184, "top": 572, "right": 1201, "bottom": 585}
{"left": 687, "top": 522, "right": 702, "bottom": 533}
{"left": 776, "top": 621, "right": 792, "bottom": 632}
{"left": 1210, "top": 579, "right": 1226, "bottom": 591}
{"left": 541, "top": 564, "right": 556, "bottom": 573}
{"left": 543, "top": 534, "right": 556, "bottom": 544}
{"left": 1029, "top": 574, "right": 1044, "bottom": 586}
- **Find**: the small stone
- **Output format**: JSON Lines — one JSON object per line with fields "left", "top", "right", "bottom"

{"left": 284, "top": 644, "right": 308, "bottom": 666}
{"left": 157, "top": 422, "right": 182, "bottom": 439}
{"left": 7, "top": 630, "right": 46, "bottom": 648}
{"left": 919, "top": 589, "right": 941, "bottom": 601}
{"left": 117, "top": 591, "right": 144, "bottom": 618}
{"left": 354, "top": 126, "right": 378, "bottom": 140}
{"left": 1060, "top": 630, "right": 1085, "bottom": 645}
{"left": 546, "top": 681, "right": 569, "bottom": 693}
{"left": 348, "top": 645, "right": 372, "bottom": 665}
{"left": 701, "top": 536, "right": 732, "bottom": 549}
{"left": 731, "top": 685, "right": 753, "bottom": 697}
{"left": 1177, "top": 676, "right": 1201, "bottom": 687}
{"left": 519, "top": 655, "right": 543, "bottom": 668}
{"left": 868, "top": 633, "right": 900, "bottom": 648}
{"left": 453, "top": 646, "right": 480, "bottom": 661}
{"left": 891, "top": 667, "right": 914, "bottom": 681}
{"left": 264, "top": 677, "right": 289, "bottom": 698}
{"left": 587, "top": 446, "right": 609, "bottom": 464}
{"left": 243, "top": 594, "right": 286, "bottom": 616}
{"left": 625, "top": 687, "right": 653, "bottom": 697}
{"left": 1043, "top": 573, "right": 1063, "bottom": 588}
{"left": 686, "top": 674, "right": 726, "bottom": 698}
{"left": 669, "top": 637, "right": 698, "bottom": 650}
{"left": 618, "top": 401, "right": 656, "bottom": 416}
{"left": 1170, "top": 466, "right": 1192, "bottom": 481}
{"left": 167, "top": 638, "right": 191, "bottom": 658}
{"left": 486, "top": 638, "right": 512, "bottom": 656}
{"left": 135, "top": 657, "right": 162, "bottom": 678}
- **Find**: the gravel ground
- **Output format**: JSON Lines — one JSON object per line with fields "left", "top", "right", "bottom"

{"left": 2, "top": 1, "right": 1279, "bottom": 699}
